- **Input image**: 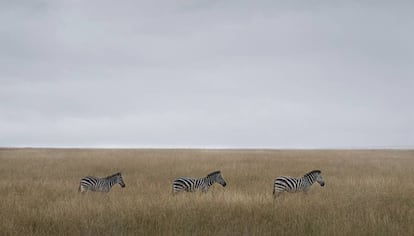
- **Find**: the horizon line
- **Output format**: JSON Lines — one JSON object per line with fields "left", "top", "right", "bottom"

{"left": 1, "top": 145, "right": 413, "bottom": 150}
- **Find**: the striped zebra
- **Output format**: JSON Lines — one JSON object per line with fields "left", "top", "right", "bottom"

{"left": 273, "top": 170, "right": 325, "bottom": 197}
{"left": 172, "top": 170, "right": 227, "bottom": 193}
{"left": 79, "top": 172, "right": 126, "bottom": 193}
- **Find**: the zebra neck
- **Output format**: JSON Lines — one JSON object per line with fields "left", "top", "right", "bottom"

{"left": 303, "top": 174, "right": 316, "bottom": 185}
{"left": 204, "top": 176, "right": 216, "bottom": 187}
{"left": 106, "top": 176, "right": 118, "bottom": 188}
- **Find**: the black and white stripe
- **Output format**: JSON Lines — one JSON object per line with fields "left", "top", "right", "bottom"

{"left": 273, "top": 170, "right": 325, "bottom": 197}
{"left": 172, "top": 170, "right": 227, "bottom": 193}
{"left": 79, "top": 172, "right": 126, "bottom": 193}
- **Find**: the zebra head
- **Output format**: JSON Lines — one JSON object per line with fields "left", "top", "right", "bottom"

{"left": 207, "top": 171, "right": 227, "bottom": 187}
{"left": 314, "top": 171, "right": 325, "bottom": 187}
{"left": 115, "top": 172, "right": 126, "bottom": 188}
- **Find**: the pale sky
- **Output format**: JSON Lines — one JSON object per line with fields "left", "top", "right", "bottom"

{"left": 1, "top": 0, "right": 413, "bottom": 148}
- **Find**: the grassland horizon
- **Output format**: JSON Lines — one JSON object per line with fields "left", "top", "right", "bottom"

{"left": 0, "top": 148, "right": 413, "bottom": 235}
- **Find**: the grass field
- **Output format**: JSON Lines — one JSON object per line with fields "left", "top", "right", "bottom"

{"left": 0, "top": 148, "right": 413, "bottom": 236}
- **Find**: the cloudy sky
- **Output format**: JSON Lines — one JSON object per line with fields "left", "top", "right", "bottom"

{"left": 1, "top": 0, "right": 413, "bottom": 148}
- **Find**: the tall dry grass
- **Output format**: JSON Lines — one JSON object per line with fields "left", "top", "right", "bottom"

{"left": 0, "top": 149, "right": 413, "bottom": 235}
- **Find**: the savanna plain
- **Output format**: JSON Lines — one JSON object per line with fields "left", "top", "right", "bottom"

{"left": 0, "top": 149, "right": 413, "bottom": 236}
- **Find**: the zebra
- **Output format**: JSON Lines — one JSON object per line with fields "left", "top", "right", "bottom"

{"left": 273, "top": 170, "right": 325, "bottom": 197}
{"left": 79, "top": 172, "right": 126, "bottom": 193}
{"left": 172, "top": 170, "right": 227, "bottom": 193}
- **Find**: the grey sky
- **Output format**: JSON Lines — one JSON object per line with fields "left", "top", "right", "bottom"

{"left": 1, "top": 0, "right": 413, "bottom": 148}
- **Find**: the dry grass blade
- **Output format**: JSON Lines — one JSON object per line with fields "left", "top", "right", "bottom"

{"left": 0, "top": 149, "right": 413, "bottom": 235}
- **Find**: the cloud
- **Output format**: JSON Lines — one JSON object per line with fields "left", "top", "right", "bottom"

{"left": 0, "top": 0, "right": 413, "bottom": 148}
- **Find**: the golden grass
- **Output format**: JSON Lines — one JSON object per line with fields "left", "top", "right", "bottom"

{"left": 0, "top": 148, "right": 413, "bottom": 235}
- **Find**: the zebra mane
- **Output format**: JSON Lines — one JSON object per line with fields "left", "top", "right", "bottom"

{"left": 206, "top": 171, "right": 221, "bottom": 177}
{"left": 304, "top": 170, "right": 321, "bottom": 178}
{"left": 106, "top": 172, "right": 121, "bottom": 178}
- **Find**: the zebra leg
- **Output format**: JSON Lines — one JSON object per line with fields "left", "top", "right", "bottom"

{"left": 273, "top": 190, "right": 281, "bottom": 198}
{"left": 302, "top": 186, "right": 311, "bottom": 195}
{"left": 172, "top": 186, "right": 181, "bottom": 195}
{"left": 273, "top": 186, "right": 281, "bottom": 198}
{"left": 79, "top": 185, "right": 87, "bottom": 193}
{"left": 201, "top": 185, "right": 209, "bottom": 193}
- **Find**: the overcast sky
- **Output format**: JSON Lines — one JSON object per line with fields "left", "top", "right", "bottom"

{"left": 1, "top": 0, "right": 413, "bottom": 148}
